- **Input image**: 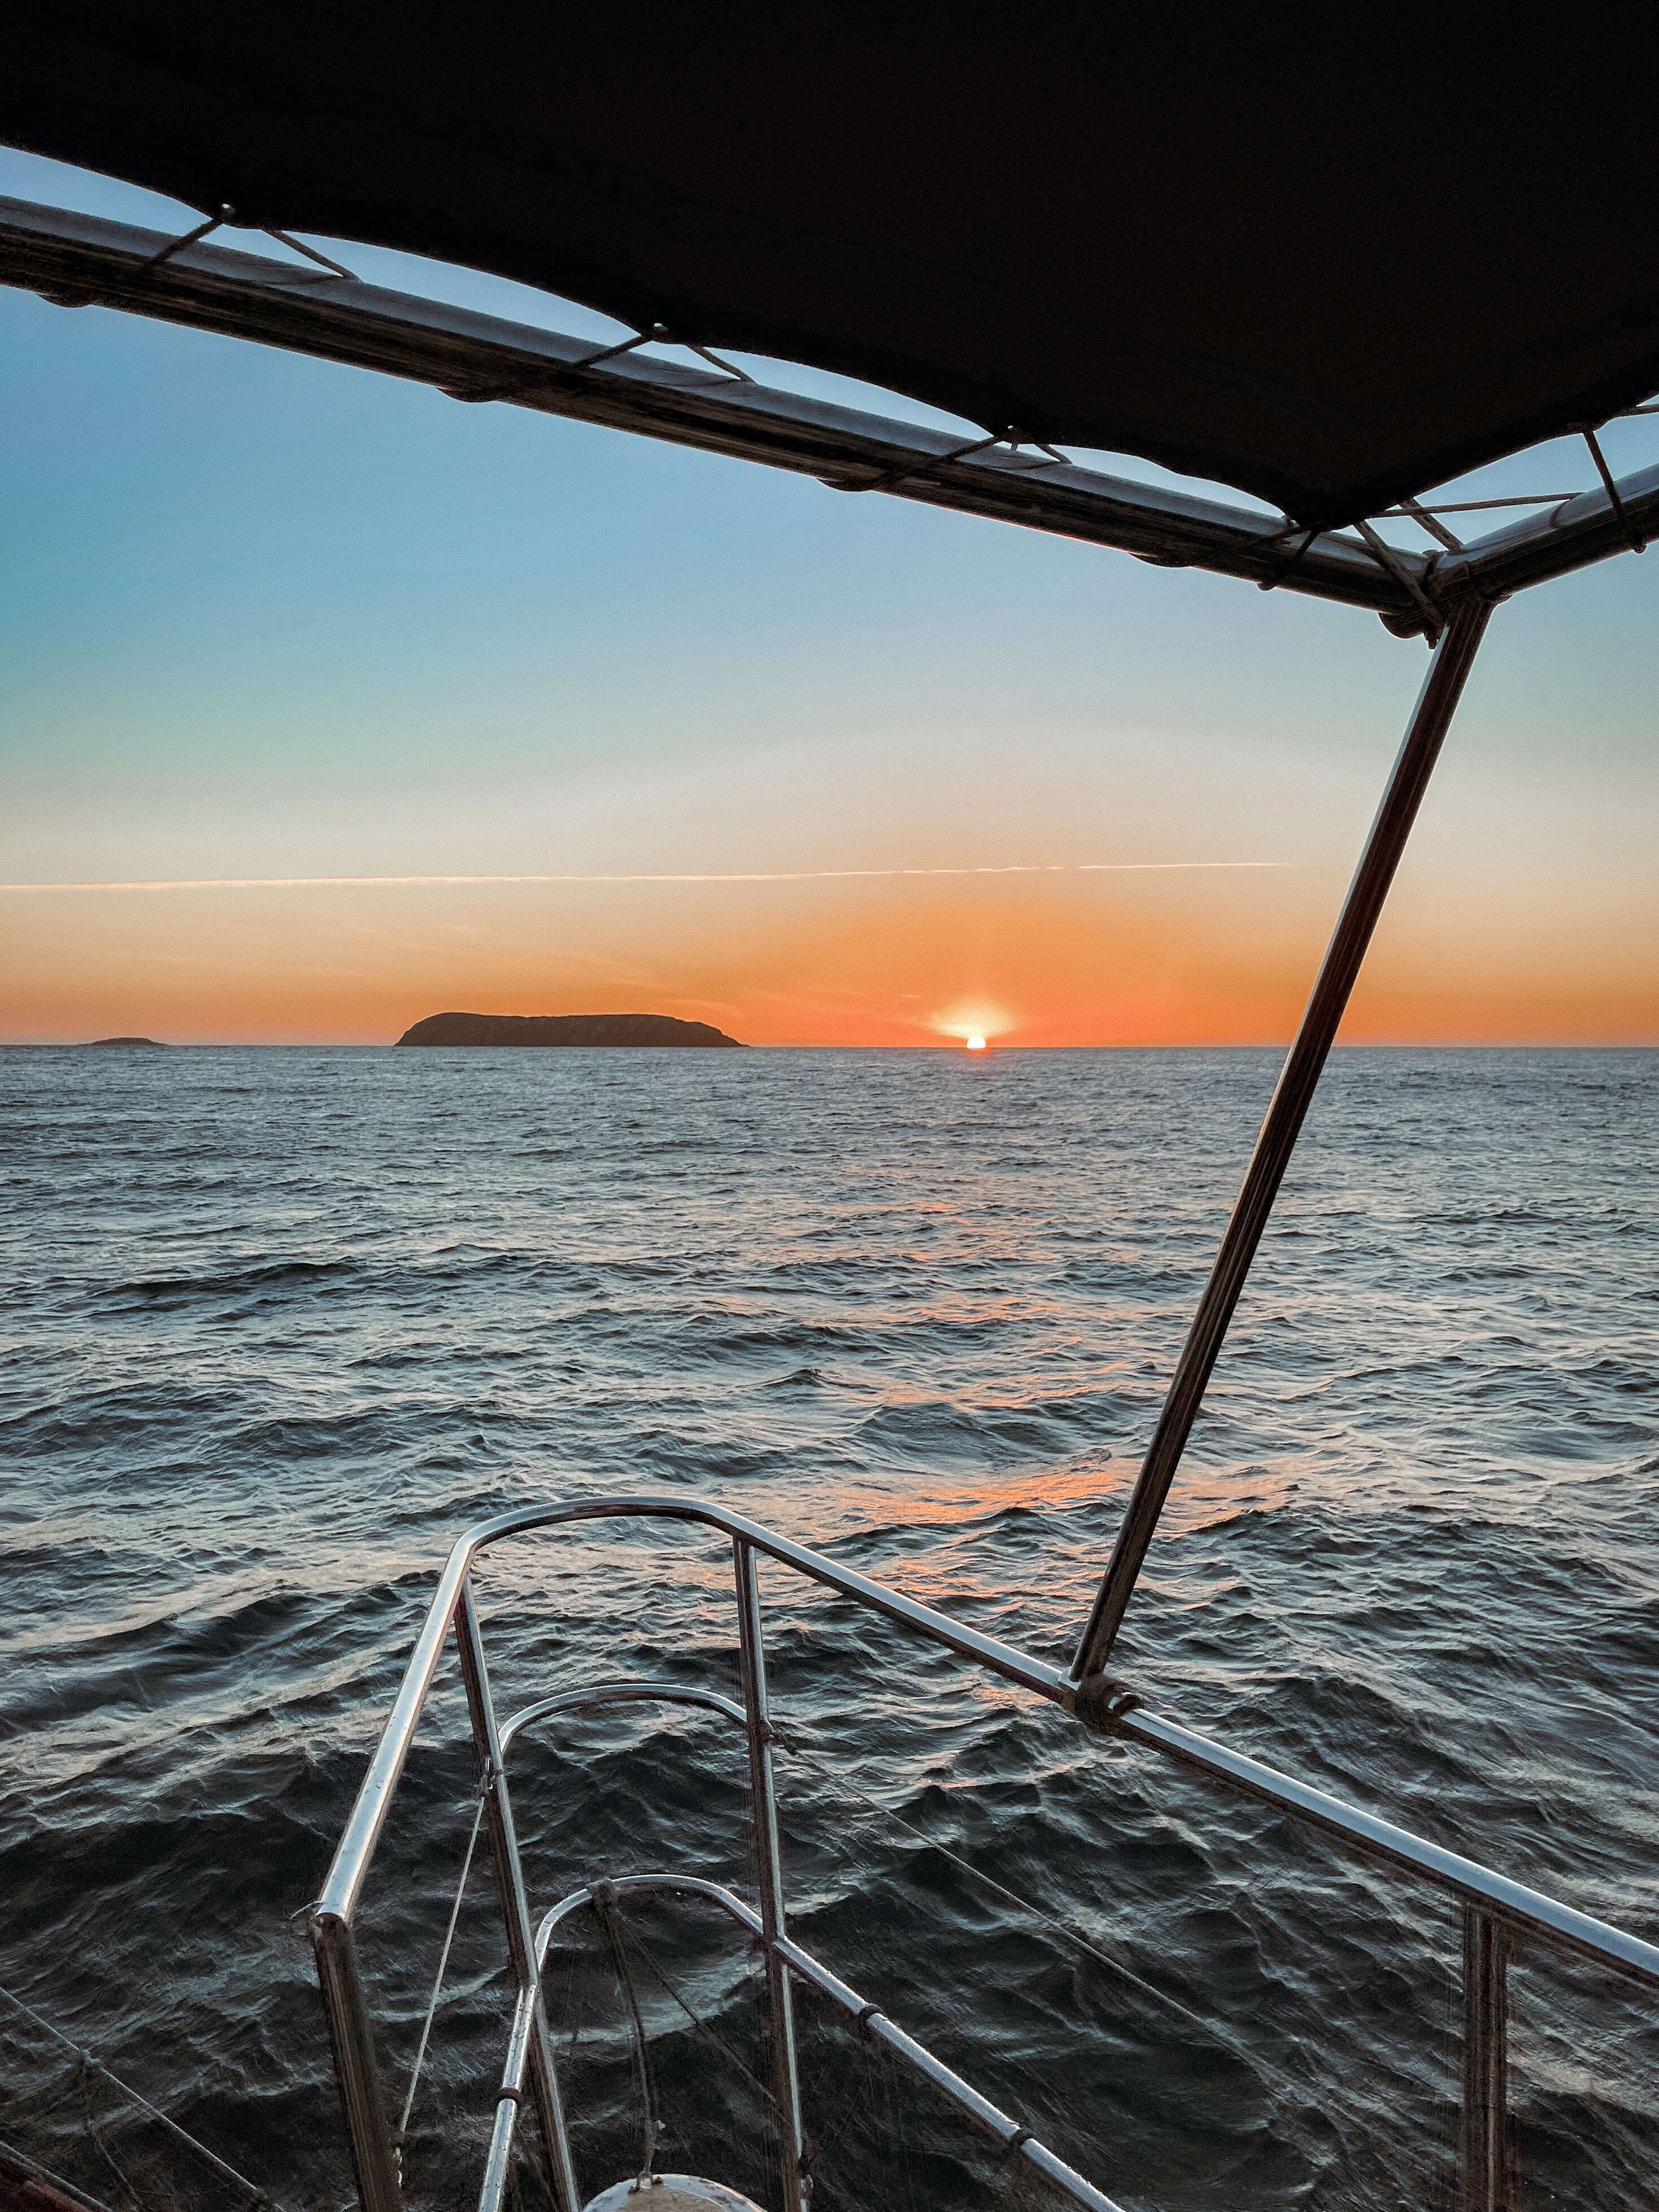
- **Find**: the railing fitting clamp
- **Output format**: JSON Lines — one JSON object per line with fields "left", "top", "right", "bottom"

{"left": 287, "top": 1899, "right": 323, "bottom": 1942}
{"left": 1066, "top": 1675, "right": 1142, "bottom": 1734}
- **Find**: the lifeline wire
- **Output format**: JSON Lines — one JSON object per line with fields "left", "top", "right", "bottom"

{"left": 0, "top": 1982, "right": 272, "bottom": 2205}
{"left": 607, "top": 1909, "right": 798, "bottom": 2212}
{"left": 80, "top": 2053, "right": 144, "bottom": 2211}
{"left": 396, "top": 1793, "right": 487, "bottom": 2140}
{"left": 770, "top": 1731, "right": 1312, "bottom": 2108}
{"left": 592, "top": 1893, "right": 660, "bottom": 2184}
{"left": 606, "top": 1910, "right": 780, "bottom": 2121}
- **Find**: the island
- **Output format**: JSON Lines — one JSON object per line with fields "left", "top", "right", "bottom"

{"left": 396, "top": 1011, "right": 745, "bottom": 1049}
{"left": 85, "top": 1035, "right": 168, "bottom": 1047}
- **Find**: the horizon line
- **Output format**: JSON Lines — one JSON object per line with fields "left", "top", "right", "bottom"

{"left": 7, "top": 1039, "right": 1656, "bottom": 1051}
{"left": 0, "top": 860, "right": 1293, "bottom": 893}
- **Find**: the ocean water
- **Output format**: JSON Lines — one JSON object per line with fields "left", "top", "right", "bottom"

{"left": 1, "top": 1045, "right": 1654, "bottom": 2212}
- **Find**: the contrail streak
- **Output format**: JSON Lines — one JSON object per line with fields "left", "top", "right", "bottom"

{"left": 0, "top": 861, "right": 1291, "bottom": 892}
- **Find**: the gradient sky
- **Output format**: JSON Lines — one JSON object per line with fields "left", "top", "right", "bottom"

{"left": 3, "top": 149, "right": 1656, "bottom": 1047}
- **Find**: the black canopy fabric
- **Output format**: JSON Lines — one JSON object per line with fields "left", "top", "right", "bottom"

{"left": 7, "top": 5, "right": 1658, "bottom": 525}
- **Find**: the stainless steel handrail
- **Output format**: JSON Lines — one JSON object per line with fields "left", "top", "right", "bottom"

{"left": 315, "top": 1496, "right": 1064, "bottom": 1928}
{"left": 311, "top": 1495, "right": 1659, "bottom": 2212}
{"left": 500, "top": 1663, "right": 807, "bottom": 2211}
{"left": 482, "top": 1874, "right": 1127, "bottom": 2212}
{"left": 1119, "top": 1706, "right": 1659, "bottom": 1988}
{"left": 315, "top": 1493, "right": 1659, "bottom": 1988}
{"left": 453, "top": 1578, "right": 580, "bottom": 2212}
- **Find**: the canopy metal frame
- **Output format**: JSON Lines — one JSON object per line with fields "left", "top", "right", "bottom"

{"left": 3, "top": 196, "right": 1656, "bottom": 645}
{"left": 1074, "top": 597, "right": 1494, "bottom": 1675}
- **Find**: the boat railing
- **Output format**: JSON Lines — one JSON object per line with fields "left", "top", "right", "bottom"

{"left": 308, "top": 1497, "right": 1659, "bottom": 2212}
{"left": 478, "top": 1687, "right": 1124, "bottom": 2212}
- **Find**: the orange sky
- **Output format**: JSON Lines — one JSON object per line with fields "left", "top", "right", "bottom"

{"left": 5, "top": 861, "right": 1656, "bottom": 1046}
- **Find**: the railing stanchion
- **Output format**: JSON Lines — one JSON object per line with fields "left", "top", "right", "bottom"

{"left": 1460, "top": 1905, "right": 1513, "bottom": 2212}
{"left": 455, "top": 1574, "right": 581, "bottom": 2212}
{"left": 734, "top": 1537, "right": 808, "bottom": 2212}
{"left": 311, "top": 1908, "right": 403, "bottom": 2212}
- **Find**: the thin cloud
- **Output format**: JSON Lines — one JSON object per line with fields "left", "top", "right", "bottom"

{"left": 0, "top": 861, "right": 1292, "bottom": 892}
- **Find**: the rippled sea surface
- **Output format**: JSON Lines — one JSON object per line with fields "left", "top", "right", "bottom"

{"left": 2, "top": 1046, "right": 1655, "bottom": 2212}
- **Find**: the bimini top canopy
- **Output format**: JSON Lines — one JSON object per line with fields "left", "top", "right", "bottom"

{"left": 7, "top": 5, "right": 1659, "bottom": 528}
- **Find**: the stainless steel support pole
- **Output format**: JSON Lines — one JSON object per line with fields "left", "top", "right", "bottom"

{"left": 1461, "top": 1907, "right": 1513, "bottom": 2212}
{"left": 733, "top": 1539, "right": 809, "bottom": 2212}
{"left": 1073, "top": 597, "right": 1494, "bottom": 1682}
{"left": 454, "top": 1576, "right": 581, "bottom": 2212}
{"left": 311, "top": 1909, "right": 403, "bottom": 2212}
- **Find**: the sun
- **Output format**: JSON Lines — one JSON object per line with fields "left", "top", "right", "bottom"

{"left": 965, "top": 1035, "right": 987, "bottom": 1052}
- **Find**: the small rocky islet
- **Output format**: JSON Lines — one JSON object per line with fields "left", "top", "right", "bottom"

{"left": 395, "top": 1011, "right": 745, "bottom": 1048}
